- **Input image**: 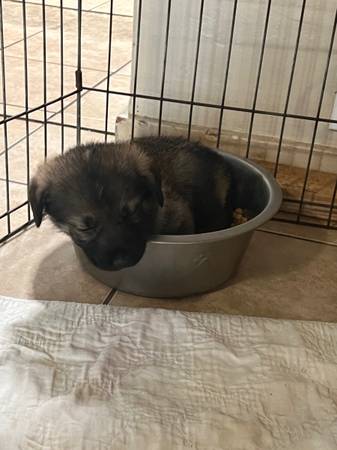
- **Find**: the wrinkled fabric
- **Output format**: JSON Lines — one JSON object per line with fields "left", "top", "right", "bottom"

{"left": 0, "top": 296, "right": 337, "bottom": 449}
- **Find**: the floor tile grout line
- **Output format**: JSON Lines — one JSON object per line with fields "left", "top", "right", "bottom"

{"left": 1, "top": 101, "right": 54, "bottom": 114}
{"left": 0, "top": 57, "right": 131, "bottom": 114}
{"left": 0, "top": 54, "right": 130, "bottom": 121}
{"left": 90, "top": 0, "right": 133, "bottom": 17}
{"left": 89, "top": 0, "right": 133, "bottom": 18}
{"left": 92, "top": 1, "right": 113, "bottom": 12}
{"left": 6, "top": 0, "right": 102, "bottom": 13}
{"left": 108, "top": 290, "right": 119, "bottom": 304}
{"left": 0, "top": 217, "right": 336, "bottom": 251}
{"left": 2, "top": 53, "right": 131, "bottom": 74}
{"left": 0, "top": 59, "right": 132, "bottom": 158}
{"left": 1, "top": 2, "right": 81, "bottom": 52}
{"left": 257, "top": 228, "right": 337, "bottom": 247}
{"left": 3, "top": 57, "right": 131, "bottom": 118}
{"left": 0, "top": 1, "right": 132, "bottom": 155}
{"left": 7, "top": 0, "right": 133, "bottom": 18}
{"left": 102, "top": 289, "right": 118, "bottom": 305}
{"left": 2, "top": 30, "right": 42, "bottom": 51}
{"left": 2, "top": 0, "right": 132, "bottom": 66}
{"left": 0, "top": 117, "right": 50, "bottom": 157}
{"left": 0, "top": 122, "right": 45, "bottom": 157}
{"left": 0, "top": 177, "right": 27, "bottom": 186}
{"left": 45, "top": 58, "right": 132, "bottom": 123}
{"left": 0, "top": 220, "right": 35, "bottom": 246}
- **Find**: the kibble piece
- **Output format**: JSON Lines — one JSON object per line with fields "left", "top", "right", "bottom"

{"left": 231, "top": 208, "right": 249, "bottom": 227}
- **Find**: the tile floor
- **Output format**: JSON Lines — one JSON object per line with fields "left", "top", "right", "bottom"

{"left": 1, "top": 1, "right": 337, "bottom": 322}
{"left": 0, "top": 0, "right": 132, "bottom": 234}
{"left": 1, "top": 217, "right": 337, "bottom": 322}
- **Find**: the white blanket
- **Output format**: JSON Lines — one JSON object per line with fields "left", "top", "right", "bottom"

{"left": 0, "top": 297, "right": 337, "bottom": 449}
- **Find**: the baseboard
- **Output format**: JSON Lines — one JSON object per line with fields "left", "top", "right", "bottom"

{"left": 115, "top": 113, "right": 337, "bottom": 174}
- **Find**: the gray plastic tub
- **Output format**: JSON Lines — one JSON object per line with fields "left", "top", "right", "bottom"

{"left": 74, "top": 152, "right": 282, "bottom": 298}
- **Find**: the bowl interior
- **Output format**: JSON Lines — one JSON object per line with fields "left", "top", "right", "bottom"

{"left": 148, "top": 153, "right": 282, "bottom": 244}
{"left": 228, "top": 157, "right": 270, "bottom": 218}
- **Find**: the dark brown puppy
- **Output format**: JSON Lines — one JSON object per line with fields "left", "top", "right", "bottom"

{"left": 29, "top": 136, "right": 232, "bottom": 270}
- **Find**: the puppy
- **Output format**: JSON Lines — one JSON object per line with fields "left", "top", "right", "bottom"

{"left": 29, "top": 136, "right": 232, "bottom": 270}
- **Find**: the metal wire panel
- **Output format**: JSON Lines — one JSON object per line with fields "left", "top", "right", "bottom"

{"left": 0, "top": 0, "right": 337, "bottom": 245}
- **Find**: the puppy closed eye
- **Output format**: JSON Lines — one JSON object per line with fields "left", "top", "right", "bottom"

{"left": 76, "top": 216, "right": 98, "bottom": 232}
{"left": 71, "top": 217, "right": 98, "bottom": 247}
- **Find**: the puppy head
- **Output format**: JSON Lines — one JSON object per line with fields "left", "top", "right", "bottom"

{"left": 29, "top": 142, "right": 163, "bottom": 271}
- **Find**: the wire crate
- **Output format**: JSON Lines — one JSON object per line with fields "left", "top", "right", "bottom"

{"left": 1, "top": 0, "right": 337, "bottom": 245}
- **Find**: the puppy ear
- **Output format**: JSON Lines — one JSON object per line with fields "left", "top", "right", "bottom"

{"left": 28, "top": 176, "right": 49, "bottom": 227}
{"left": 146, "top": 171, "right": 163, "bottom": 207}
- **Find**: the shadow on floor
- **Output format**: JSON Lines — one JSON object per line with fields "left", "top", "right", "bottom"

{"left": 33, "top": 240, "right": 107, "bottom": 303}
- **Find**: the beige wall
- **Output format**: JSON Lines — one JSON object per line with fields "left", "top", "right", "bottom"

{"left": 129, "top": 0, "right": 337, "bottom": 168}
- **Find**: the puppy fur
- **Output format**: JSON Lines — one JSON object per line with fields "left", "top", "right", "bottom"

{"left": 29, "top": 136, "right": 232, "bottom": 270}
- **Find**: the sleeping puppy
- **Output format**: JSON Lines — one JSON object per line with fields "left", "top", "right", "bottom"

{"left": 29, "top": 136, "right": 232, "bottom": 271}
